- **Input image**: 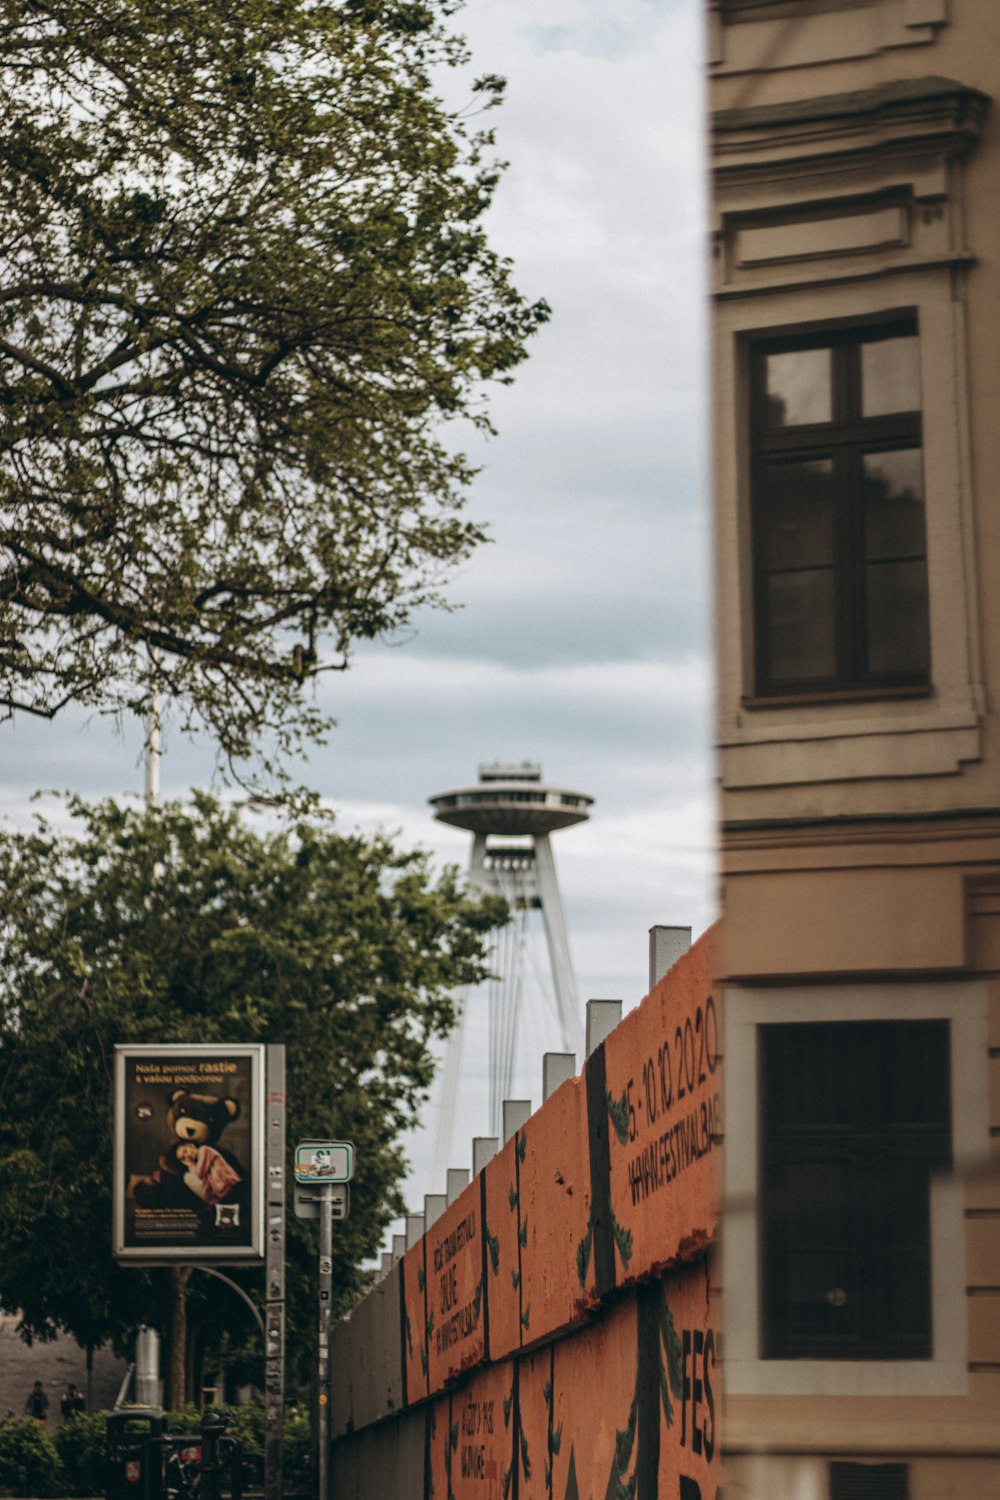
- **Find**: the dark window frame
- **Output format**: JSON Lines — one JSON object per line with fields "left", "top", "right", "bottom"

{"left": 749, "top": 317, "right": 930, "bottom": 699}
{"left": 829, "top": 1463, "right": 909, "bottom": 1500}
{"left": 760, "top": 1019, "right": 951, "bottom": 1362}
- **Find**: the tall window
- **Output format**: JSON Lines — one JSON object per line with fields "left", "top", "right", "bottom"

{"left": 761, "top": 1020, "right": 951, "bottom": 1360}
{"left": 750, "top": 318, "right": 929, "bottom": 696}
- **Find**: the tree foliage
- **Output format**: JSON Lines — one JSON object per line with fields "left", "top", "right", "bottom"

{"left": 0, "top": 1419, "right": 64, "bottom": 1498}
{"left": 0, "top": 0, "right": 547, "bottom": 775}
{"left": 0, "top": 794, "right": 505, "bottom": 1386}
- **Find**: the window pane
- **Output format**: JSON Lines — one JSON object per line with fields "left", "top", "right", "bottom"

{"left": 830, "top": 1464, "right": 910, "bottom": 1500}
{"left": 767, "top": 1160, "right": 860, "bottom": 1347}
{"left": 767, "top": 570, "right": 836, "bottom": 683}
{"left": 782, "top": 1161, "right": 854, "bottom": 1247}
{"left": 763, "top": 459, "right": 835, "bottom": 569}
{"left": 881, "top": 1021, "right": 950, "bottom": 1130}
{"left": 861, "top": 335, "right": 921, "bottom": 416}
{"left": 769, "top": 1023, "right": 852, "bottom": 1128}
{"left": 866, "top": 560, "right": 929, "bottom": 678}
{"left": 881, "top": 1162, "right": 933, "bottom": 1348}
{"left": 864, "top": 450, "right": 925, "bottom": 560}
{"left": 787, "top": 1246, "right": 859, "bottom": 1342}
{"left": 765, "top": 347, "right": 832, "bottom": 426}
{"left": 883, "top": 1245, "right": 931, "bottom": 1351}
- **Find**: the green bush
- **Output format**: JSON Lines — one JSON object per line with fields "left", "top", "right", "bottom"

{"left": 210, "top": 1403, "right": 311, "bottom": 1490}
{"left": 0, "top": 1399, "right": 310, "bottom": 1496}
{"left": 54, "top": 1412, "right": 107, "bottom": 1497}
{"left": 45, "top": 1401, "right": 313, "bottom": 1496}
{"left": 163, "top": 1406, "right": 202, "bottom": 1437}
{"left": 217, "top": 1403, "right": 263, "bottom": 1455}
{"left": 0, "top": 1417, "right": 66, "bottom": 1498}
{"left": 281, "top": 1406, "right": 311, "bottom": 1490}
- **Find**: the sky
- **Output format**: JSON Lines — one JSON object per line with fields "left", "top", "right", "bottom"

{"left": 0, "top": 0, "right": 713, "bottom": 1247}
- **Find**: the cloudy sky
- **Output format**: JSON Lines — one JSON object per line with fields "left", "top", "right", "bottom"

{"left": 0, "top": 0, "right": 712, "bottom": 1237}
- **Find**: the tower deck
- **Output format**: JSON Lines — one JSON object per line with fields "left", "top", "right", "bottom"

{"left": 430, "top": 760, "right": 592, "bottom": 836}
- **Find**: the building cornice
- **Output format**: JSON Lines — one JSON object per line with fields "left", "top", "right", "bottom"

{"left": 713, "top": 74, "right": 987, "bottom": 136}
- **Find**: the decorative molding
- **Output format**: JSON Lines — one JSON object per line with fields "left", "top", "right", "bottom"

{"left": 905, "top": 0, "right": 948, "bottom": 26}
{"left": 712, "top": 75, "right": 986, "bottom": 147}
{"left": 712, "top": 79, "right": 987, "bottom": 298}
{"left": 734, "top": 200, "right": 909, "bottom": 265}
{"left": 721, "top": 724, "right": 981, "bottom": 788}
{"left": 713, "top": 0, "right": 948, "bottom": 74}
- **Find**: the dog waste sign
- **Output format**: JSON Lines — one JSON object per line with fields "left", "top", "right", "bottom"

{"left": 295, "top": 1140, "right": 354, "bottom": 1184}
{"left": 294, "top": 1182, "right": 350, "bottom": 1222}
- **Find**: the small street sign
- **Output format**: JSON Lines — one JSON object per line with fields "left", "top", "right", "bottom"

{"left": 293, "top": 1183, "right": 350, "bottom": 1221}
{"left": 295, "top": 1139, "right": 354, "bottom": 1184}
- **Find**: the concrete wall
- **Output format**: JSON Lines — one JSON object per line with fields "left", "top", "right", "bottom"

{"left": 329, "top": 934, "right": 721, "bottom": 1499}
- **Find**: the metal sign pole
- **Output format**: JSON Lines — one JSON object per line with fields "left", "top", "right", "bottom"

{"left": 264, "top": 1046, "right": 286, "bottom": 1500}
{"left": 317, "top": 1183, "right": 333, "bottom": 1500}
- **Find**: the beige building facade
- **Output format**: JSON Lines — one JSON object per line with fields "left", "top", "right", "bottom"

{"left": 708, "top": 3, "right": 1000, "bottom": 1498}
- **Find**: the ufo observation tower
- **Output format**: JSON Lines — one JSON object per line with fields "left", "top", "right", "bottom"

{"left": 428, "top": 761, "right": 593, "bottom": 1174}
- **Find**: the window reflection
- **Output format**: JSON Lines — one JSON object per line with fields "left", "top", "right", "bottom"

{"left": 768, "top": 570, "right": 836, "bottom": 683}
{"left": 765, "top": 458, "right": 835, "bottom": 570}
{"left": 863, "top": 449, "right": 929, "bottom": 677}
{"left": 864, "top": 450, "right": 924, "bottom": 559}
{"left": 861, "top": 335, "right": 921, "bottom": 416}
{"left": 765, "top": 348, "right": 832, "bottom": 426}
{"left": 866, "top": 560, "right": 929, "bottom": 678}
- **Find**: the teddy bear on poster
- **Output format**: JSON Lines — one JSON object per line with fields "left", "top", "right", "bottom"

{"left": 129, "top": 1089, "right": 249, "bottom": 1227}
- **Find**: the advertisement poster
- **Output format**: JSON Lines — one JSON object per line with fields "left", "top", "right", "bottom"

{"left": 114, "top": 1044, "right": 265, "bottom": 1263}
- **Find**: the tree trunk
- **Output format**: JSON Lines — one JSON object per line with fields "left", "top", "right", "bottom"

{"left": 188, "top": 1319, "right": 205, "bottom": 1411}
{"left": 167, "top": 1267, "right": 192, "bottom": 1409}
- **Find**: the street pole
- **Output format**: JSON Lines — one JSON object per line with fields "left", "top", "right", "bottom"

{"left": 144, "top": 680, "right": 161, "bottom": 806}
{"left": 135, "top": 671, "right": 162, "bottom": 1406}
{"left": 264, "top": 1047, "right": 286, "bottom": 1500}
{"left": 317, "top": 1184, "right": 333, "bottom": 1500}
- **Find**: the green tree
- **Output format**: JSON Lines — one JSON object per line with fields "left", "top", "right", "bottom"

{"left": 0, "top": 793, "right": 505, "bottom": 1396}
{"left": 0, "top": 0, "right": 547, "bottom": 778}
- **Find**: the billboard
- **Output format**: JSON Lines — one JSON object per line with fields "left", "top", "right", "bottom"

{"left": 114, "top": 1044, "right": 265, "bottom": 1263}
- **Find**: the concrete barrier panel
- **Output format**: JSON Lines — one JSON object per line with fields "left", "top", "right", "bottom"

{"left": 656, "top": 1262, "right": 719, "bottom": 1500}
{"left": 516, "top": 1345, "right": 554, "bottom": 1500}
{"left": 330, "top": 1304, "right": 355, "bottom": 1438}
{"left": 329, "top": 1424, "right": 363, "bottom": 1499}
{"left": 330, "top": 1408, "right": 425, "bottom": 1500}
{"left": 346, "top": 1281, "right": 377, "bottom": 1430}
{"left": 450, "top": 1358, "right": 517, "bottom": 1500}
{"left": 603, "top": 932, "right": 721, "bottom": 1287}
{"left": 549, "top": 1259, "right": 719, "bottom": 1500}
{"left": 338, "top": 1291, "right": 374, "bottom": 1434}
{"left": 376, "top": 1262, "right": 406, "bottom": 1422}
{"left": 348, "top": 1262, "right": 404, "bottom": 1429}
{"left": 517, "top": 1071, "right": 597, "bottom": 1347}
{"left": 425, "top": 1175, "right": 486, "bottom": 1392}
{"left": 427, "top": 1391, "right": 452, "bottom": 1499}
{"left": 370, "top": 1405, "right": 425, "bottom": 1500}
{"left": 550, "top": 1291, "right": 636, "bottom": 1499}
{"left": 401, "top": 1238, "right": 429, "bottom": 1406}
{"left": 481, "top": 1132, "right": 523, "bottom": 1363}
